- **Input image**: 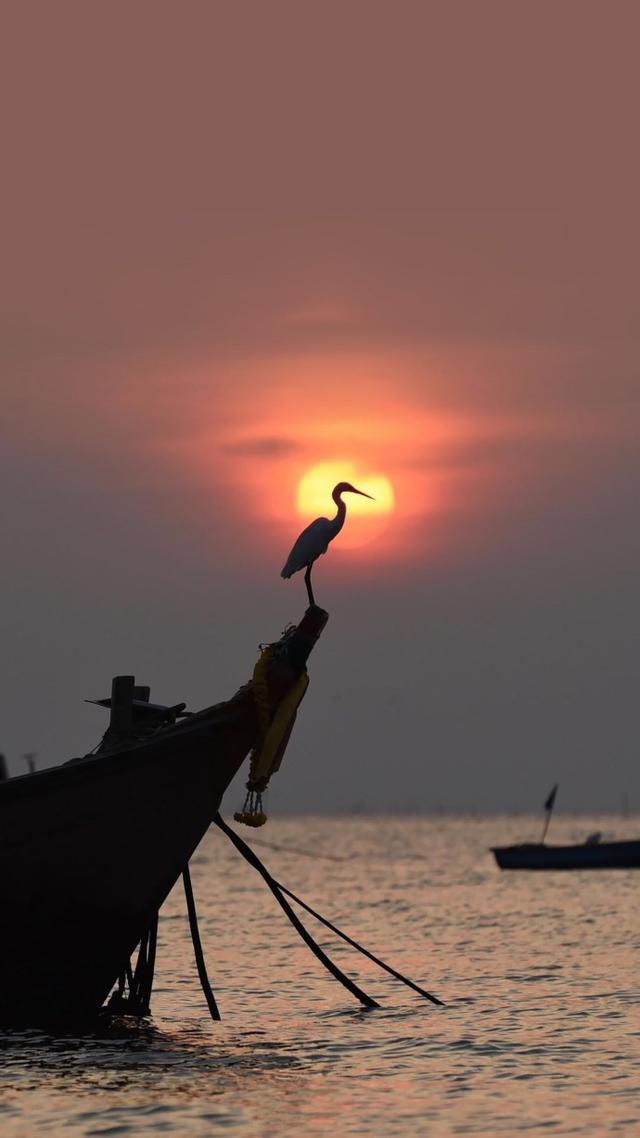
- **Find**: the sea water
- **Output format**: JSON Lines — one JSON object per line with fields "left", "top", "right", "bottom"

{"left": 1, "top": 815, "right": 639, "bottom": 1136}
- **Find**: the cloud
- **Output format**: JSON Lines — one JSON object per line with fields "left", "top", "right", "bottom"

{"left": 223, "top": 435, "right": 304, "bottom": 458}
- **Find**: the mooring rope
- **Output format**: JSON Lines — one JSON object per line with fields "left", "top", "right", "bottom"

{"left": 213, "top": 813, "right": 379, "bottom": 1010}
{"left": 275, "top": 882, "right": 443, "bottom": 1005}
{"left": 182, "top": 864, "right": 221, "bottom": 1021}
{"left": 130, "top": 914, "right": 158, "bottom": 1013}
{"left": 247, "top": 835, "right": 347, "bottom": 862}
{"left": 214, "top": 814, "right": 444, "bottom": 1010}
{"left": 110, "top": 914, "right": 158, "bottom": 1017}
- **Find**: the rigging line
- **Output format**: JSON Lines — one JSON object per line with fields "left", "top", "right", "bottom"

{"left": 213, "top": 813, "right": 379, "bottom": 1010}
{"left": 246, "top": 836, "right": 347, "bottom": 862}
{"left": 145, "top": 913, "right": 158, "bottom": 991}
{"left": 130, "top": 931, "right": 148, "bottom": 1007}
{"left": 136, "top": 914, "right": 158, "bottom": 1012}
{"left": 182, "top": 865, "right": 221, "bottom": 1021}
{"left": 275, "top": 881, "right": 444, "bottom": 1006}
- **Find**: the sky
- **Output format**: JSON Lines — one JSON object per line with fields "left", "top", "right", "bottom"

{"left": 1, "top": 1, "right": 639, "bottom": 812}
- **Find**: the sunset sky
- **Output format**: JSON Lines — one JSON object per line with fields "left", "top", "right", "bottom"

{"left": 2, "top": 2, "right": 639, "bottom": 811}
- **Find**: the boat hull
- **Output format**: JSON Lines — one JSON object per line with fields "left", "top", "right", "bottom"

{"left": 0, "top": 701, "right": 257, "bottom": 1025}
{"left": 0, "top": 607, "right": 328, "bottom": 1026}
{"left": 492, "top": 840, "right": 640, "bottom": 870}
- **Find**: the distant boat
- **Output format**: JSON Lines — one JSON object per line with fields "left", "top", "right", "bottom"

{"left": 492, "top": 836, "right": 640, "bottom": 870}
{"left": 491, "top": 782, "right": 640, "bottom": 869}
{"left": 0, "top": 606, "right": 328, "bottom": 1026}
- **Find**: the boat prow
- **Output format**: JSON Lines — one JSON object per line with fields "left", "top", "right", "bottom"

{"left": 0, "top": 605, "right": 328, "bottom": 1026}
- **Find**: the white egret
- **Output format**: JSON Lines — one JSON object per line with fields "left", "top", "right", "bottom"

{"left": 281, "top": 482, "right": 374, "bottom": 606}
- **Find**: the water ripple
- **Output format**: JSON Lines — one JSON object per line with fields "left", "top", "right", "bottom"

{"left": 2, "top": 815, "right": 640, "bottom": 1136}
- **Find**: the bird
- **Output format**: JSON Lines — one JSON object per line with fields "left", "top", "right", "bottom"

{"left": 281, "top": 481, "right": 374, "bottom": 607}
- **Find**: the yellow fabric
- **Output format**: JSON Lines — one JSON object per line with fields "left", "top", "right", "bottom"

{"left": 252, "top": 672, "right": 309, "bottom": 783}
{"left": 235, "top": 645, "right": 310, "bottom": 827}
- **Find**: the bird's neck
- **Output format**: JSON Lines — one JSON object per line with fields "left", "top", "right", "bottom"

{"left": 331, "top": 493, "right": 347, "bottom": 534}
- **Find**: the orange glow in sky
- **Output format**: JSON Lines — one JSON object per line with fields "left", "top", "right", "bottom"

{"left": 170, "top": 348, "right": 531, "bottom": 568}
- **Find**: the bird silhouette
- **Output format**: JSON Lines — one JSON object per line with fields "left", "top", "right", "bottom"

{"left": 281, "top": 481, "right": 373, "bottom": 606}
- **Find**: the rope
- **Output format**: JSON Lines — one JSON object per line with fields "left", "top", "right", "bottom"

{"left": 214, "top": 813, "right": 379, "bottom": 1010}
{"left": 214, "top": 815, "right": 444, "bottom": 1009}
{"left": 275, "top": 882, "right": 443, "bottom": 1005}
{"left": 109, "top": 915, "right": 158, "bottom": 1016}
{"left": 110, "top": 875, "right": 220, "bottom": 1022}
{"left": 247, "top": 836, "right": 347, "bottom": 862}
{"left": 130, "top": 914, "right": 158, "bottom": 1013}
{"left": 182, "top": 865, "right": 221, "bottom": 1021}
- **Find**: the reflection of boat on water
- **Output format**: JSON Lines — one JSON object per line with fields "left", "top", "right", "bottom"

{"left": 492, "top": 837, "right": 640, "bottom": 870}
{"left": 491, "top": 783, "right": 640, "bottom": 869}
{"left": 0, "top": 606, "right": 328, "bottom": 1026}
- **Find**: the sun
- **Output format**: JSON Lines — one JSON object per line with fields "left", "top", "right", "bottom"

{"left": 296, "top": 462, "right": 395, "bottom": 517}
{"left": 296, "top": 462, "right": 395, "bottom": 549}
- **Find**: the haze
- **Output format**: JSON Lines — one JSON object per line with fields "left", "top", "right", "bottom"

{"left": 1, "top": 2, "right": 638, "bottom": 813}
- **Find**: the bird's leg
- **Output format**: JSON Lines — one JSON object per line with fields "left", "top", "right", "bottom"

{"left": 304, "top": 564, "right": 315, "bottom": 607}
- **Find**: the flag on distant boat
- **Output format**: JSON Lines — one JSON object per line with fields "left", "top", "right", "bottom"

{"left": 544, "top": 784, "right": 558, "bottom": 813}
{"left": 540, "top": 783, "right": 559, "bottom": 843}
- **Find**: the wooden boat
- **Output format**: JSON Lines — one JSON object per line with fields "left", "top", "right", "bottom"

{"left": 0, "top": 606, "right": 328, "bottom": 1026}
{"left": 492, "top": 838, "right": 640, "bottom": 870}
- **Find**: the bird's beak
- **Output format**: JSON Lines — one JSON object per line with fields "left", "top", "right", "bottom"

{"left": 354, "top": 488, "right": 375, "bottom": 500}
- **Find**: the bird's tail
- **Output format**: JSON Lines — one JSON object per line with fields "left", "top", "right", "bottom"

{"left": 281, "top": 556, "right": 297, "bottom": 578}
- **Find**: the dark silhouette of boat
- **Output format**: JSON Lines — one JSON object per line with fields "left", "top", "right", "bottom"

{"left": 492, "top": 783, "right": 640, "bottom": 869}
{"left": 0, "top": 606, "right": 328, "bottom": 1026}
{"left": 492, "top": 837, "right": 640, "bottom": 870}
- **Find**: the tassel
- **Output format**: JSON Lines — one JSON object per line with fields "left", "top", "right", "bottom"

{"left": 234, "top": 788, "right": 267, "bottom": 828}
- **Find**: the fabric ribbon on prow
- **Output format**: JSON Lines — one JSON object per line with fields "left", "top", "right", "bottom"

{"left": 234, "top": 644, "right": 310, "bottom": 827}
